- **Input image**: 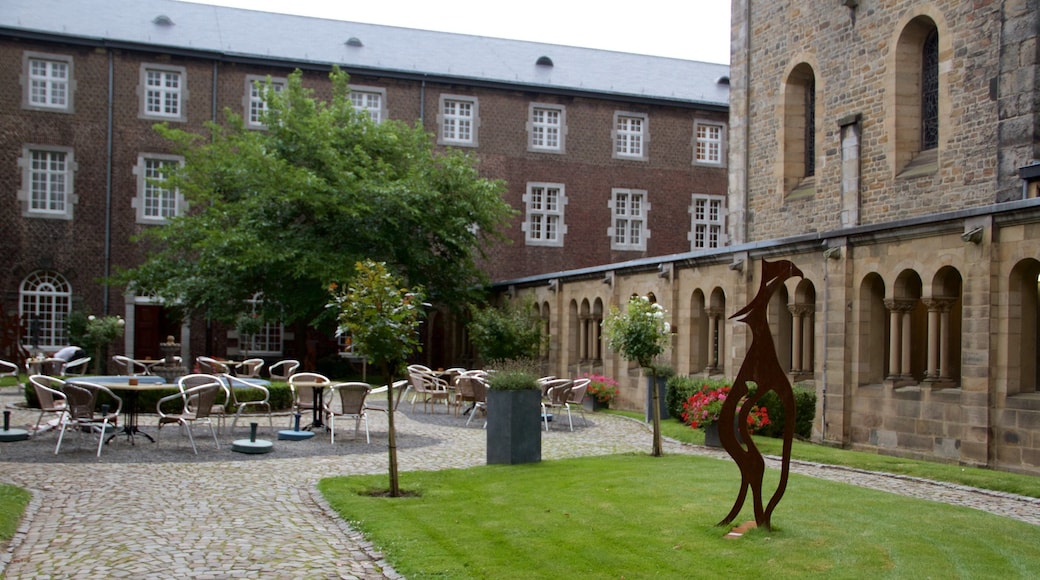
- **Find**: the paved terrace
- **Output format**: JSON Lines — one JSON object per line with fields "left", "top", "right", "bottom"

{"left": 0, "top": 389, "right": 1036, "bottom": 578}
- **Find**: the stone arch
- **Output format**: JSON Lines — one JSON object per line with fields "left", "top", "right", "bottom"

{"left": 769, "top": 284, "right": 793, "bottom": 372}
{"left": 1008, "top": 259, "right": 1040, "bottom": 395}
{"left": 926, "top": 266, "right": 963, "bottom": 384}
{"left": 857, "top": 272, "right": 889, "bottom": 386}
{"left": 888, "top": 269, "right": 926, "bottom": 383}
{"left": 791, "top": 278, "right": 817, "bottom": 378}
{"left": 689, "top": 289, "right": 708, "bottom": 374}
{"left": 708, "top": 287, "right": 727, "bottom": 374}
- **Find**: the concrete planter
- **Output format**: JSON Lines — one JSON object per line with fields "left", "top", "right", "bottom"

{"left": 486, "top": 389, "right": 542, "bottom": 465}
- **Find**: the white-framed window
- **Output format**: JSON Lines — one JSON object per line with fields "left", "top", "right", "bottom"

{"left": 689, "top": 194, "right": 727, "bottom": 250}
{"left": 20, "top": 271, "right": 72, "bottom": 350}
{"left": 694, "top": 121, "right": 726, "bottom": 166}
{"left": 244, "top": 75, "right": 286, "bottom": 128}
{"left": 23, "top": 52, "right": 74, "bottom": 112}
{"left": 349, "top": 85, "right": 387, "bottom": 123}
{"left": 241, "top": 294, "right": 283, "bottom": 356}
{"left": 608, "top": 188, "right": 649, "bottom": 251}
{"left": 133, "top": 154, "right": 184, "bottom": 223}
{"left": 139, "top": 64, "right": 187, "bottom": 121}
{"left": 613, "top": 111, "right": 648, "bottom": 160}
{"left": 438, "top": 95, "right": 479, "bottom": 146}
{"left": 528, "top": 103, "right": 565, "bottom": 153}
{"left": 522, "top": 182, "right": 567, "bottom": 247}
{"left": 18, "top": 145, "right": 76, "bottom": 219}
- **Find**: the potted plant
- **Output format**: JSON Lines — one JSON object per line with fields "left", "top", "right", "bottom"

{"left": 485, "top": 359, "right": 542, "bottom": 465}
{"left": 681, "top": 383, "right": 771, "bottom": 447}
{"left": 602, "top": 295, "right": 671, "bottom": 456}
{"left": 582, "top": 373, "right": 618, "bottom": 411}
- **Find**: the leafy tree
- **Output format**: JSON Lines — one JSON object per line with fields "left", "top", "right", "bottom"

{"left": 116, "top": 69, "right": 514, "bottom": 329}
{"left": 602, "top": 296, "right": 671, "bottom": 456}
{"left": 467, "top": 298, "right": 543, "bottom": 364}
{"left": 328, "top": 260, "right": 425, "bottom": 497}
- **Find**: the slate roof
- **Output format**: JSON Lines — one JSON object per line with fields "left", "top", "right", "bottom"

{"left": 0, "top": 0, "right": 730, "bottom": 108}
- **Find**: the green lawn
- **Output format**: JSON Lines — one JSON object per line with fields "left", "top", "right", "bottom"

{"left": 320, "top": 453, "right": 1040, "bottom": 579}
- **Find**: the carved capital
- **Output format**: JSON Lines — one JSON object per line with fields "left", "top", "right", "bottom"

{"left": 922, "top": 297, "right": 957, "bottom": 312}
{"left": 883, "top": 298, "right": 917, "bottom": 313}
{"left": 788, "top": 303, "right": 815, "bottom": 317}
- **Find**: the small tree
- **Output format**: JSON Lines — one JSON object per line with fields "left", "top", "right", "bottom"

{"left": 602, "top": 296, "right": 671, "bottom": 456}
{"left": 467, "top": 298, "right": 543, "bottom": 365}
{"left": 328, "top": 260, "right": 425, "bottom": 497}
{"left": 69, "top": 313, "right": 126, "bottom": 374}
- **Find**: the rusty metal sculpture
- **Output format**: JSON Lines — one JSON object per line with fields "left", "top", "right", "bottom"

{"left": 718, "top": 258, "right": 803, "bottom": 532}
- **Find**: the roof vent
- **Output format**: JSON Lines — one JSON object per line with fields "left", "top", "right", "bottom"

{"left": 153, "top": 15, "right": 174, "bottom": 26}
{"left": 345, "top": 37, "right": 364, "bottom": 47}
{"left": 535, "top": 56, "right": 554, "bottom": 67}
{"left": 716, "top": 75, "right": 730, "bottom": 85}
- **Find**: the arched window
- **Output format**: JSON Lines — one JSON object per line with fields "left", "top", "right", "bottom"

{"left": 893, "top": 17, "right": 941, "bottom": 174}
{"left": 784, "top": 63, "right": 817, "bottom": 195}
{"left": 20, "top": 271, "right": 71, "bottom": 349}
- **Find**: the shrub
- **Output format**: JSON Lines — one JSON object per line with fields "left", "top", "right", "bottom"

{"left": 755, "top": 383, "right": 816, "bottom": 439}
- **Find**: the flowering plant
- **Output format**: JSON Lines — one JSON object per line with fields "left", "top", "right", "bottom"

{"left": 582, "top": 373, "right": 618, "bottom": 403}
{"left": 681, "top": 384, "right": 770, "bottom": 433}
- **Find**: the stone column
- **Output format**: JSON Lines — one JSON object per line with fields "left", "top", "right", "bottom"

{"left": 788, "top": 304, "right": 804, "bottom": 373}
{"left": 923, "top": 297, "right": 957, "bottom": 383}
{"left": 884, "top": 299, "right": 917, "bottom": 380}
{"left": 578, "top": 314, "right": 589, "bottom": 362}
{"left": 706, "top": 307, "right": 723, "bottom": 373}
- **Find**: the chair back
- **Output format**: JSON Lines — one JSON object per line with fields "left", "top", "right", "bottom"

{"left": 567, "top": 378, "right": 590, "bottom": 404}
{"left": 238, "top": 358, "right": 264, "bottom": 378}
{"left": 547, "top": 380, "right": 573, "bottom": 406}
{"left": 289, "top": 372, "right": 329, "bottom": 407}
{"left": 540, "top": 378, "right": 571, "bottom": 399}
{"left": 470, "top": 376, "right": 488, "bottom": 403}
{"left": 62, "top": 357, "right": 92, "bottom": 376}
{"left": 197, "top": 356, "right": 230, "bottom": 374}
{"left": 30, "top": 375, "right": 67, "bottom": 411}
{"left": 62, "top": 382, "right": 99, "bottom": 421}
{"left": 329, "top": 382, "right": 370, "bottom": 415}
{"left": 182, "top": 383, "right": 222, "bottom": 419}
{"left": 0, "top": 359, "right": 21, "bottom": 378}
{"left": 222, "top": 373, "right": 270, "bottom": 407}
{"left": 268, "top": 359, "right": 300, "bottom": 381}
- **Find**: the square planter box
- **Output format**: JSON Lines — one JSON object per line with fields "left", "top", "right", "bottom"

{"left": 486, "top": 389, "right": 542, "bottom": 465}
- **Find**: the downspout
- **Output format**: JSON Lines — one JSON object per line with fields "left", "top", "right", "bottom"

{"left": 103, "top": 50, "right": 114, "bottom": 314}
{"left": 419, "top": 79, "right": 426, "bottom": 125}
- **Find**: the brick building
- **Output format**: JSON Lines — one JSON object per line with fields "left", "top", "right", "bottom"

{"left": 0, "top": 0, "right": 728, "bottom": 366}
{"left": 501, "top": 0, "right": 1040, "bottom": 474}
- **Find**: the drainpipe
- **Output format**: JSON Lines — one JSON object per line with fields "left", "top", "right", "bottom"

{"left": 419, "top": 79, "right": 426, "bottom": 125}
{"left": 103, "top": 50, "right": 114, "bottom": 314}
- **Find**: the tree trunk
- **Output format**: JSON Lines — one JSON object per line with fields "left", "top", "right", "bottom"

{"left": 649, "top": 367, "right": 663, "bottom": 456}
{"left": 383, "top": 362, "right": 400, "bottom": 497}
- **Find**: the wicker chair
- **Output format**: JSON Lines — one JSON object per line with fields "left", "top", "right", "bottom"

{"left": 324, "top": 382, "right": 371, "bottom": 443}
{"left": 56, "top": 381, "right": 122, "bottom": 457}
{"left": 156, "top": 380, "right": 222, "bottom": 454}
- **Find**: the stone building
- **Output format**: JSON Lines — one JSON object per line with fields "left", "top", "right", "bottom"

{"left": 504, "top": 0, "right": 1040, "bottom": 474}
{"left": 0, "top": 0, "right": 728, "bottom": 365}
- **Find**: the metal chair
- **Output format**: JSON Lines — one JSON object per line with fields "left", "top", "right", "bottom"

{"left": 223, "top": 373, "right": 274, "bottom": 433}
{"left": 56, "top": 381, "right": 122, "bottom": 457}
{"left": 196, "top": 356, "right": 230, "bottom": 375}
{"left": 0, "top": 359, "right": 19, "bottom": 380}
{"left": 268, "top": 359, "right": 299, "bottom": 382}
{"left": 156, "top": 381, "right": 222, "bottom": 454}
{"left": 325, "top": 382, "right": 371, "bottom": 443}
{"left": 61, "top": 357, "right": 92, "bottom": 376}
{"left": 236, "top": 358, "right": 265, "bottom": 378}
{"left": 28, "top": 374, "right": 68, "bottom": 435}
{"left": 112, "top": 355, "right": 149, "bottom": 376}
